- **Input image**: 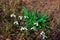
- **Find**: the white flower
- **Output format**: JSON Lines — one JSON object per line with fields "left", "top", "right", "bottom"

{"left": 20, "top": 27, "right": 24, "bottom": 31}
{"left": 24, "top": 16, "right": 29, "bottom": 18}
{"left": 13, "top": 21, "right": 19, "bottom": 25}
{"left": 20, "top": 27, "right": 28, "bottom": 31}
{"left": 18, "top": 16, "right": 23, "bottom": 20}
{"left": 42, "top": 35, "right": 47, "bottom": 39}
{"left": 31, "top": 27, "right": 34, "bottom": 30}
{"left": 24, "top": 27, "right": 28, "bottom": 30}
{"left": 40, "top": 31, "right": 45, "bottom": 35}
{"left": 40, "top": 31, "right": 47, "bottom": 39}
{"left": 31, "top": 27, "right": 36, "bottom": 30}
{"left": 10, "top": 13, "right": 16, "bottom": 17}
{"left": 34, "top": 22, "right": 39, "bottom": 26}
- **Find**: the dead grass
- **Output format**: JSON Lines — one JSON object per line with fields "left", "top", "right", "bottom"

{"left": 0, "top": 0, "right": 60, "bottom": 40}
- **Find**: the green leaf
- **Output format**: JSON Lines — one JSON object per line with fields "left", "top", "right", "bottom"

{"left": 23, "top": 7, "right": 50, "bottom": 30}
{"left": 25, "top": 22, "right": 33, "bottom": 28}
{"left": 41, "top": 23, "right": 47, "bottom": 28}
{"left": 40, "top": 13, "right": 47, "bottom": 18}
{"left": 33, "top": 26, "right": 37, "bottom": 30}
{"left": 31, "top": 10, "right": 36, "bottom": 19}
{"left": 28, "top": 12, "right": 32, "bottom": 19}
{"left": 23, "top": 7, "right": 29, "bottom": 16}
{"left": 37, "top": 18, "right": 43, "bottom": 23}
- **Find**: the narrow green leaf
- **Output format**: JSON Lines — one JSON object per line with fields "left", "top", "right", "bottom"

{"left": 23, "top": 7, "right": 29, "bottom": 16}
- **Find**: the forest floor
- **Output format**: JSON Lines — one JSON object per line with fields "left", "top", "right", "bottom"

{"left": 0, "top": 0, "right": 60, "bottom": 40}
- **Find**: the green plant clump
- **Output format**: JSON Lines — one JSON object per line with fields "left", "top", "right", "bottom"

{"left": 23, "top": 7, "right": 50, "bottom": 30}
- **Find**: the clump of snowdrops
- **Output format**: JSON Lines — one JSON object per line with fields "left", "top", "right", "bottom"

{"left": 10, "top": 7, "right": 50, "bottom": 39}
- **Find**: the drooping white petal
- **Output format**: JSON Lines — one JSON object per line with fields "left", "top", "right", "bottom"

{"left": 20, "top": 27, "right": 28, "bottom": 31}
{"left": 34, "top": 22, "right": 39, "bottom": 26}
{"left": 24, "top": 27, "right": 28, "bottom": 30}
{"left": 24, "top": 16, "right": 29, "bottom": 18}
{"left": 31, "top": 27, "right": 36, "bottom": 30}
{"left": 40, "top": 31, "right": 47, "bottom": 39}
{"left": 31, "top": 27, "right": 34, "bottom": 30}
{"left": 42, "top": 35, "right": 47, "bottom": 39}
{"left": 10, "top": 13, "right": 16, "bottom": 17}
{"left": 20, "top": 27, "right": 25, "bottom": 31}
{"left": 13, "top": 21, "right": 19, "bottom": 25}
{"left": 36, "top": 23, "right": 39, "bottom": 26}
{"left": 40, "top": 31, "right": 45, "bottom": 35}
{"left": 18, "top": 16, "right": 23, "bottom": 20}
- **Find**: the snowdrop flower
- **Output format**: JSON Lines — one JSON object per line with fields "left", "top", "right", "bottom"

{"left": 34, "top": 22, "right": 39, "bottom": 26}
{"left": 42, "top": 34, "right": 47, "bottom": 39}
{"left": 20, "top": 27, "right": 28, "bottom": 31}
{"left": 40, "top": 31, "right": 45, "bottom": 35}
{"left": 24, "top": 27, "right": 28, "bottom": 30}
{"left": 10, "top": 13, "right": 16, "bottom": 17}
{"left": 31, "top": 27, "right": 34, "bottom": 30}
{"left": 24, "top": 16, "right": 29, "bottom": 18}
{"left": 31, "top": 27, "right": 36, "bottom": 30}
{"left": 18, "top": 16, "right": 23, "bottom": 20}
{"left": 13, "top": 21, "right": 19, "bottom": 25}
{"left": 20, "top": 27, "right": 24, "bottom": 31}
{"left": 40, "top": 31, "right": 47, "bottom": 39}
